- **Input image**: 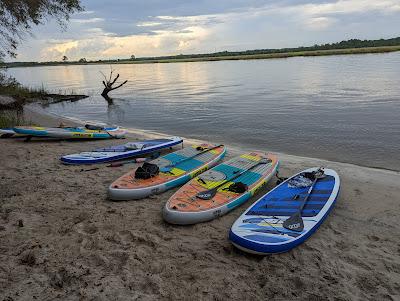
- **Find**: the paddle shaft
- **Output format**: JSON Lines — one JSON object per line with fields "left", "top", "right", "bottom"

{"left": 297, "top": 176, "right": 319, "bottom": 213}
{"left": 164, "top": 144, "right": 223, "bottom": 169}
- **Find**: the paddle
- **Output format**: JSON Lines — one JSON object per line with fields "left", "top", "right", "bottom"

{"left": 282, "top": 168, "right": 325, "bottom": 232}
{"left": 159, "top": 144, "right": 224, "bottom": 173}
{"left": 196, "top": 158, "right": 271, "bottom": 200}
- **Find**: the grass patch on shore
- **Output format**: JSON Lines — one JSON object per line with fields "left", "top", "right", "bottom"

{"left": 0, "top": 110, "right": 27, "bottom": 128}
{"left": 0, "top": 72, "right": 48, "bottom": 99}
{"left": 124, "top": 45, "right": 400, "bottom": 64}
{"left": 0, "top": 84, "right": 48, "bottom": 99}
{"left": 0, "top": 72, "right": 88, "bottom": 108}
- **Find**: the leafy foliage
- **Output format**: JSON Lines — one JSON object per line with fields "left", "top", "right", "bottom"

{"left": 0, "top": 0, "right": 83, "bottom": 59}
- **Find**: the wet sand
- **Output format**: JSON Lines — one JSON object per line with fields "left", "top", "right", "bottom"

{"left": 0, "top": 106, "right": 399, "bottom": 300}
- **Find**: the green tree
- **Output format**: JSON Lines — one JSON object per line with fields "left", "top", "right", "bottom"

{"left": 130, "top": 55, "right": 135, "bottom": 60}
{"left": 79, "top": 57, "right": 87, "bottom": 63}
{"left": 62, "top": 55, "right": 68, "bottom": 62}
{"left": 0, "top": 0, "right": 83, "bottom": 59}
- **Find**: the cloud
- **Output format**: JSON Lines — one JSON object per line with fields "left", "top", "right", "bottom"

{"left": 132, "top": 0, "right": 400, "bottom": 36}
{"left": 38, "top": 22, "right": 211, "bottom": 61}
{"left": 10, "top": 0, "right": 400, "bottom": 61}
{"left": 76, "top": 10, "right": 95, "bottom": 15}
{"left": 71, "top": 17, "right": 104, "bottom": 24}
{"left": 305, "top": 17, "right": 337, "bottom": 30}
{"left": 297, "top": 0, "right": 400, "bottom": 16}
{"left": 136, "top": 22, "right": 163, "bottom": 27}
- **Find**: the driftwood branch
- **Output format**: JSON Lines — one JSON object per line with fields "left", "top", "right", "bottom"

{"left": 100, "top": 67, "right": 128, "bottom": 103}
{"left": 110, "top": 73, "right": 119, "bottom": 86}
{"left": 110, "top": 80, "right": 127, "bottom": 91}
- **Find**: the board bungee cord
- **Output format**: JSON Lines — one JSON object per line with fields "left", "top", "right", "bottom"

{"left": 196, "top": 159, "right": 262, "bottom": 192}
{"left": 196, "top": 157, "right": 272, "bottom": 200}
{"left": 160, "top": 144, "right": 224, "bottom": 173}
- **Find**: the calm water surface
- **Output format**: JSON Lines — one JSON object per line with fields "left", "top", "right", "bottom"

{"left": 9, "top": 53, "right": 400, "bottom": 171}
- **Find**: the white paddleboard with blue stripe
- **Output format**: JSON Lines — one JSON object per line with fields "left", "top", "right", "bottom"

{"left": 229, "top": 167, "right": 340, "bottom": 254}
{"left": 0, "top": 128, "right": 26, "bottom": 138}
{"left": 61, "top": 136, "right": 183, "bottom": 164}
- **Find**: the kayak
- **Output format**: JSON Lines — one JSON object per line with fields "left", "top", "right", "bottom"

{"left": 108, "top": 143, "right": 226, "bottom": 200}
{"left": 13, "top": 125, "right": 126, "bottom": 139}
{"left": 229, "top": 167, "right": 340, "bottom": 254}
{"left": 163, "top": 152, "right": 279, "bottom": 225}
{"left": 60, "top": 136, "right": 183, "bottom": 164}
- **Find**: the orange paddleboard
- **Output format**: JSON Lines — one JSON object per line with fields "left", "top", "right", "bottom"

{"left": 163, "top": 151, "right": 279, "bottom": 224}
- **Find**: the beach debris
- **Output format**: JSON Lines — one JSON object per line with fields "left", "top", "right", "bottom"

{"left": 49, "top": 268, "right": 71, "bottom": 289}
{"left": 17, "top": 219, "right": 24, "bottom": 227}
{"left": 20, "top": 251, "right": 36, "bottom": 266}
{"left": 79, "top": 167, "right": 100, "bottom": 172}
{"left": 100, "top": 67, "right": 128, "bottom": 103}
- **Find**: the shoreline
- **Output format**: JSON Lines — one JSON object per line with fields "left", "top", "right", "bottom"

{"left": 3, "top": 45, "right": 400, "bottom": 68}
{"left": 25, "top": 104, "right": 400, "bottom": 175}
{"left": 1, "top": 105, "right": 399, "bottom": 299}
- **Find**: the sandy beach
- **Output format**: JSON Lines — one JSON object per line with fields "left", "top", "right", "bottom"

{"left": 1, "top": 106, "right": 399, "bottom": 300}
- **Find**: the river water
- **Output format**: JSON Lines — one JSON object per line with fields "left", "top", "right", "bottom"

{"left": 8, "top": 52, "right": 400, "bottom": 171}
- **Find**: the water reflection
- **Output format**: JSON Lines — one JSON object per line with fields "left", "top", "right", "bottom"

{"left": 106, "top": 99, "right": 126, "bottom": 123}
{"left": 8, "top": 52, "right": 400, "bottom": 171}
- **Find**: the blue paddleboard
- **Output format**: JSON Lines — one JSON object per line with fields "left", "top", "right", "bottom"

{"left": 229, "top": 167, "right": 340, "bottom": 254}
{"left": 61, "top": 136, "right": 183, "bottom": 164}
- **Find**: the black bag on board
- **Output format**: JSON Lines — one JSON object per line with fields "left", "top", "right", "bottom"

{"left": 135, "top": 162, "right": 159, "bottom": 179}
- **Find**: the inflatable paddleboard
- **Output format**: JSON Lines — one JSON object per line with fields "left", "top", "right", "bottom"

{"left": 108, "top": 143, "right": 226, "bottom": 200}
{"left": 0, "top": 128, "right": 26, "bottom": 138}
{"left": 13, "top": 125, "right": 126, "bottom": 139}
{"left": 163, "top": 152, "right": 279, "bottom": 225}
{"left": 60, "top": 136, "right": 183, "bottom": 164}
{"left": 229, "top": 167, "right": 340, "bottom": 254}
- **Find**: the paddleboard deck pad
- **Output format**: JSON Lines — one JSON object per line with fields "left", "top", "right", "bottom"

{"left": 163, "top": 152, "right": 279, "bottom": 225}
{"left": 108, "top": 143, "right": 226, "bottom": 200}
{"left": 60, "top": 136, "right": 183, "bottom": 164}
{"left": 13, "top": 126, "right": 126, "bottom": 139}
{"left": 229, "top": 167, "right": 340, "bottom": 254}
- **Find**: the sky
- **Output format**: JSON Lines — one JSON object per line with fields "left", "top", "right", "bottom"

{"left": 12, "top": 0, "right": 400, "bottom": 62}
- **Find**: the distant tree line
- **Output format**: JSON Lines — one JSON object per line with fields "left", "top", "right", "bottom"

{"left": 136, "top": 37, "right": 400, "bottom": 61}
{"left": 2, "top": 37, "right": 400, "bottom": 67}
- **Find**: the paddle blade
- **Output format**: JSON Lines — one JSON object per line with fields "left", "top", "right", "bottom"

{"left": 282, "top": 213, "right": 304, "bottom": 232}
{"left": 196, "top": 188, "right": 217, "bottom": 200}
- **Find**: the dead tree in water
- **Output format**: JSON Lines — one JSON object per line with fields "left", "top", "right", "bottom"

{"left": 100, "top": 68, "right": 128, "bottom": 103}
